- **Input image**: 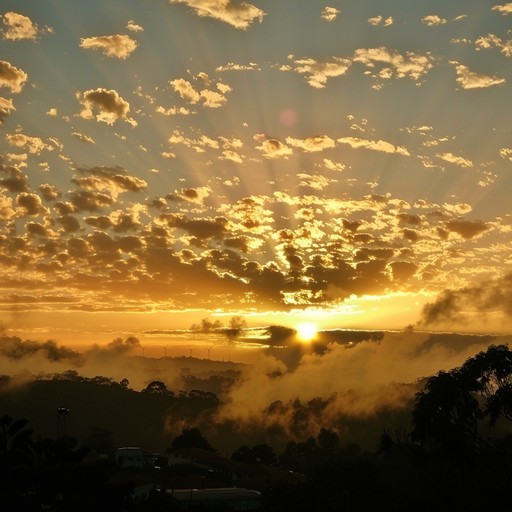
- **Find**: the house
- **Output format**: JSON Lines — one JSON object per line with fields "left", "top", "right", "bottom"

{"left": 115, "top": 446, "right": 156, "bottom": 468}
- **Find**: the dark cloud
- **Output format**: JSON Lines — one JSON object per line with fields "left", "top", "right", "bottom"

{"left": 445, "top": 219, "right": 490, "bottom": 239}
{"left": 0, "top": 336, "right": 80, "bottom": 363}
{"left": 419, "top": 273, "right": 512, "bottom": 326}
{"left": 0, "top": 165, "right": 28, "bottom": 192}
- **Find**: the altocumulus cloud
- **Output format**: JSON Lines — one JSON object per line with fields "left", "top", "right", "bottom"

{"left": 77, "top": 88, "right": 137, "bottom": 126}
{"left": 80, "top": 34, "right": 138, "bottom": 59}
{"left": 170, "top": 0, "right": 266, "bottom": 30}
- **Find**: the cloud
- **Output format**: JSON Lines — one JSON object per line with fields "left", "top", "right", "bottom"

{"left": 452, "top": 63, "right": 505, "bottom": 89}
{"left": 422, "top": 15, "right": 447, "bottom": 26}
{"left": 170, "top": 0, "right": 265, "bottom": 30}
{"left": 419, "top": 273, "right": 512, "bottom": 327}
{"left": 353, "top": 47, "right": 434, "bottom": 82}
{"left": 72, "top": 166, "right": 148, "bottom": 196}
{"left": 254, "top": 136, "right": 293, "bottom": 159}
{"left": 492, "top": 3, "right": 512, "bottom": 15}
{"left": 297, "top": 173, "right": 335, "bottom": 191}
{"left": 1, "top": 12, "right": 51, "bottom": 41}
{"left": 437, "top": 152, "right": 473, "bottom": 168}
{"left": 6, "top": 133, "right": 54, "bottom": 154}
{"left": 80, "top": 34, "right": 138, "bottom": 59}
{"left": 77, "top": 88, "right": 137, "bottom": 126}
{"left": 445, "top": 219, "right": 490, "bottom": 239}
{"left": 321, "top": 7, "right": 340, "bottom": 22}
{"left": 163, "top": 214, "right": 229, "bottom": 240}
{"left": 126, "top": 20, "right": 144, "bottom": 32}
{"left": 72, "top": 132, "right": 95, "bottom": 144}
{"left": 291, "top": 56, "right": 351, "bottom": 88}
{"left": 169, "top": 75, "right": 232, "bottom": 109}
{"left": 0, "top": 97, "right": 15, "bottom": 124}
{"left": 368, "top": 16, "right": 393, "bottom": 26}
{"left": 167, "top": 186, "right": 212, "bottom": 204}
{"left": 337, "top": 136, "right": 410, "bottom": 155}
{"left": 285, "top": 135, "right": 336, "bottom": 152}
{"left": 16, "top": 193, "right": 49, "bottom": 216}
{"left": 0, "top": 60, "right": 28, "bottom": 93}
{"left": 0, "top": 165, "right": 29, "bottom": 192}
{"left": 322, "top": 159, "right": 345, "bottom": 172}
{"left": 0, "top": 336, "right": 81, "bottom": 362}
{"left": 216, "top": 330, "right": 499, "bottom": 430}
{"left": 475, "top": 34, "right": 512, "bottom": 57}
{"left": 500, "top": 148, "right": 512, "bottom": 161}
{"left": 215, "top": 62, "right": 260, "bottom": 72}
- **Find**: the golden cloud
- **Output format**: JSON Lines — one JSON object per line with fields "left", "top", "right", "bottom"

{"left": 80, "top": 34, "right": 138, "bottom": 59}
{"left": 77, "top": 88, "right": 137, "bottom": 126}
{"left": 170, "top": 0, "right": 266, "bottom": 30}
{"left": 0, "top": 97, "right": 15, "bottom": 124}
{"left": 452, "top": 63, "right": 505, "bottom": 89}
{"left": 0, "top": 60, "right": 28, "bottom": 93}
{"left": 291, "top": 56, "right": 352, "bottom": 88}
{"left": 2, "top": 12, "right": 38, "bottom": 41}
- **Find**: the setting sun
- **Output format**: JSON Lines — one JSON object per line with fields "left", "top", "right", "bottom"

{"left": 296, "top": 323, "right": 318, "bottom": 342}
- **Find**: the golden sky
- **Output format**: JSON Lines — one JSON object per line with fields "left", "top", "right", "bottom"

{"left": 2, "top": 0, "right": 512, "bottom": 342}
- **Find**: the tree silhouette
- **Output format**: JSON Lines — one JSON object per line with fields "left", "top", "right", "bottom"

{"left": 170, "top": 427, "right": 216, "bottom": 453}
{"left": 224, "top": 315, "right": 247, "bottom": 341}
{"left": 142, "top": 380, "right": 172, "bottom": 395}
{"left": 231, "top": 443, "right": 277, "bottom": 465}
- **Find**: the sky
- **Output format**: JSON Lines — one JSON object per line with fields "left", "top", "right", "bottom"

{"left": 1, "top": 0, "right": 512, "bottom": 346}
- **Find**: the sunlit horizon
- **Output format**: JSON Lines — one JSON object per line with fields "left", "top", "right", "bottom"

{"left": 2, "top": 1, "right": 512, "bottom": 346}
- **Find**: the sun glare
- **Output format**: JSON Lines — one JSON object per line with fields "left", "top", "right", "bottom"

{"left": 296, "top": 322, "right": 318, "bottom": 342}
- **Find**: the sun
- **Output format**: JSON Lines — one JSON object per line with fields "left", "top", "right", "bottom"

{"left": 296, "top": 322, "right": 318, "bottom": 343}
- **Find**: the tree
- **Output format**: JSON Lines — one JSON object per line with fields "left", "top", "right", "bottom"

{"left": 411, "top": 344, "right": 512, "bottom": 455}
{"left": 142, "top": 380, "right": 171, "bottom": 395}
{"left": 191, "top": 318, "right": 223, "bottom": 332}
{"left": 231, "top": 444, "right": 277, "bottom": 465}
{"left": 170, "top": 428, "right": 216, "bottom": 453}
{"left": 224, "top": 316, "right": 247, "bottom": 341}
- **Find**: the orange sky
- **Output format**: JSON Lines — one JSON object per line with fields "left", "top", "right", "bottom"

{"left": 2, "top": 1, "right": 512, "bottom": 345}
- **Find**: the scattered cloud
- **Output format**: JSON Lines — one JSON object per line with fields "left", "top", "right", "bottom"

{"left": 169, "top": 74, "right": 232, "bottom": 109}
{"left": 215, "top": 62, "right": 260, "bottom": 72}
{"left": 0, "top": 97, "right": 15, "bottom": 123}
{"left": 475, "top": 34, "right": 512, "bottom": 57}
{"left": 80, "top": 34, "right": 138, "bottom": 59}
{"left": 437, "top": 152, "right": 473, "bottom": 168}
{"left": 291, "top": 56, "right": 351, "bottom": 88}
{"left": 321, "top": 7, "right": 340, "bottom": 22}
{"left": 126, "top": 20, "right": 144, "bottom": 32}
{"left": 72, "top": 132, "right": 95, "bottom": 144}
{"left": 492, "top": 3, "right": 512, "bottom": 15}
{"left": 254, "top": 136, "right": 293, "bottom": 158}
{"left": 338, "top": 136, "right": 410, "bottom": 155}
{"left": 422, "top": 15, "right": 447, "bottom": 26}
{"left": 2, "top": 12, "right": 51, "bottom": 41}
{"left": 452, "top": 62, "right": 506, "bottom": 89}
{"left": 77, "top": 88, "right": 137, "bottom": 126}
{"left": 368, "top": 16, "right": 393, "bottom": 27}
{"left": 6, "top": 132, "right": 54, "bottom": 154}
{"left": 170, "top": 0, "right": 266, "bottom": 30}
{"left": 0, "top": 60, "right": 27, "bottom": 93}
{"left": 353, "top": 47, "right": 434, "bottom": 82}
{"left": 285, "top": 135, "right": 336, "bottom": 153}
{"left": 445, "top": 219, "right": 490, "bottom": 239}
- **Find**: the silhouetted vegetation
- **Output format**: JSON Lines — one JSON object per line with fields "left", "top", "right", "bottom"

{"left": 3, "top": 344, "right": 512, "bottom": 510}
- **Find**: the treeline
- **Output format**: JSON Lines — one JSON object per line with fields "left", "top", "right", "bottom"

{"left": 3, "top": 344, "right": 512, "bottom": 510}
